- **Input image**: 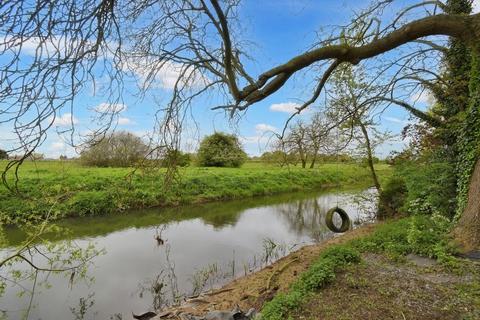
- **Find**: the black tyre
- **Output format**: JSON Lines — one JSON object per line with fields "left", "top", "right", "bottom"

{"left": 325, "top": 207, "right": 351, "bottom": 233}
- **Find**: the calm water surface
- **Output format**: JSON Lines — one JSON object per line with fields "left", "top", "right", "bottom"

{"left": 1, "top": 188, "right": 376, "bottom": 319}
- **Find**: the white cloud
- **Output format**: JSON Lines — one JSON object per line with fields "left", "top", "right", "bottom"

{"left": 383, "top": 116, "right": 409, "bottom": 125}
{"left": 94, "top": 103, "right": 127, "bottom": 114}
{"left": 240, "top": 135, "right": 271, "bottom": 145}
{"left": 473, "top": 0, "right": 480, "bottom": 13}
{"left": 52, "top": 113, "right": 78, "bottom": 127}
{"left": 122, "top": 58, "right": 208, "bottom": 90}
{"left": 0, "top": 35, "right": 59, "bottom": 56}
{"left": 50, "top": 141, "right": 65, "bottom": 150}
{"left": 255, "top": 123, "right": 277, "bottom": 133}
{"left": 0, "top": 126, "right": 17, "bottom": 150}
{"left": 241, "top": 123, "right": 278, "bottom": 147}
{"left": 118, "top": 117, "right": 132, "bottom": 125}
{"left": 270, "top": 102, "right": 301, "bottom": 114}
{"left": 44, "top": 139, "right": 78, "bottom": 159}
{"left": 409, "top": 90, "right": 435, "bottom": 105}
{"left": 0, "top": 35, "right": 102, "bottom": 59}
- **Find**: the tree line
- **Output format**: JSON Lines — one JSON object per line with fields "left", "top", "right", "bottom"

{"left": 80, "top": 131, "right": 247, "bottom": 168}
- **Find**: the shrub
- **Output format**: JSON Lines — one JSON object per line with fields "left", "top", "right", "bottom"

{"left": 377, "top": 176, "right": 407, "bottom": 219}
{"left": 161, "top": 149, "right": 190, "bottom": 167}
{"left": 197, "top": 132, "right": 247, "bottom": 168}
{"left": 80, "top": 131, "right": 148, "bottom": 167}
{"left": 399, "top": 162, "right": 457, "bottom": 218}
{"left": 0, "top": 149, "right": 8, "bottom": 160}
{"left": 361, "top": 156, "right": 380, "bottom": 167}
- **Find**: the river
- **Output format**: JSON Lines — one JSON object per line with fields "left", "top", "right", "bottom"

{"left": 0, "top": 187, "right": 376, "bottom": 319}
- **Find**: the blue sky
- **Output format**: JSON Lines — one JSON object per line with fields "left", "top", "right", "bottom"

{"left": 1, "top": 0, "right": 479, "bottom": 158}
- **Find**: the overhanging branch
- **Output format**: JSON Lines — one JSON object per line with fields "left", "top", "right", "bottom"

{"left": 236, "top": 13, "right": 480, "bottom": 105}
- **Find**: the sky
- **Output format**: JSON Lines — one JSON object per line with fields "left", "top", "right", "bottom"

{"left": 1, "top": 0, "right": 479, "bottom": 159}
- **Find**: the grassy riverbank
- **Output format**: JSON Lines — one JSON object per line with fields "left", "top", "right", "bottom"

{"left": 0, "top": 161, "right": 391, "bottom": 222}
{"left": 261, "top": 216, "right": 479, "bottom": 320}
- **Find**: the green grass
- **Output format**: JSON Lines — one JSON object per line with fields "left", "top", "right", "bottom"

{"left": 0, "top": 160, "right": 391, "bottom": 222}
{"left": 260, "top": 214, "right": 458, "bottom": 320}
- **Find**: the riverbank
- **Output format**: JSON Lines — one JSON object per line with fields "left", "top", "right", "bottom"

{"left": 154, "top": 216, "right": 479, "bottom": 320}
{"left": 0, "top": 161, "right": 391, "bottom": 222}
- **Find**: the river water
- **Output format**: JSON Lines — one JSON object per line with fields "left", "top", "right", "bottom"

{"left": 1, "top": 188, "right": 376, "bottom": 319}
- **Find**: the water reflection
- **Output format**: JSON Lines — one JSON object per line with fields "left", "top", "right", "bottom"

{"left": 1, "top": 188, "right": 376, "bottom": 319}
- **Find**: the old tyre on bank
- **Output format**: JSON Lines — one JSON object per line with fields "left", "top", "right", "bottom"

{"left": 325, "top": 207, "right": 351, "bottom": 233}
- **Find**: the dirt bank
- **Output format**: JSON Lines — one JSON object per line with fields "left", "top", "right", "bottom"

{"left": 153, "top": 223, "right": 379, "bottom": 319}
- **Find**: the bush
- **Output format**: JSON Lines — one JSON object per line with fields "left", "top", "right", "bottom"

{"left": 0, "top": 149, "right": 8, "bottom": 160}
{"left": 80, "top": 131, "right": 148, "bottom": 167}
{"left": 398, "top": 162, "right": 457, "bottom": 218}
{"left": 377, "top": 176, "right": 407, "bottom": 219}
{"left": 354, "top": 215, "right": 455, "bottom": 262}
{"left": 161, "top": 149, "right": 190, "bottom": 167}
{"left": 360, "top": 156, "right": 380, "bottom": 167}
{"left": 197, "top": 132, "right": 247, "bottom": 167}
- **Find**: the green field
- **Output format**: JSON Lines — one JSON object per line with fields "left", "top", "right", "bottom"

{"left": 0, "top": 160, "right": 391, "bottom": 222}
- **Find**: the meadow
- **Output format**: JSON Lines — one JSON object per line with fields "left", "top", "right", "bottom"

{"left": 0, "top": 160, "right": 391, "bottom": 222}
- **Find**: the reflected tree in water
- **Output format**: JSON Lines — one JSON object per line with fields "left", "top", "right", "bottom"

{"left": 69, "top": 293, "right": 97, "bottom": 320}
{"left": 275, "top": 198, "right": 331, "bottom": 242}
{"left": 0, "top": 212, "right": 104, "bottom": 319}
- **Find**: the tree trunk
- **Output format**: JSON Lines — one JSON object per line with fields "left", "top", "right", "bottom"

{"left": 358, "top": 121, "right": 381, "bottom": 192}
{"left": 309, "top": 157, "right": 316, "bottom": 169}
{"left": 454, "top": 158, "right": 480, "bottom": 251}
{"left": 310, "top": 150, "right": 318, "bottom": 169}
{"left": 299, "top": 147, "right": 307, "bottom": 168}
{"left": 454, "top": 45, "right": 480, "bottom": 251}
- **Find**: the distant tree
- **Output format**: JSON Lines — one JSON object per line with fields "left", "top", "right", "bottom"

{"left": 29, "top": 153, "right": 44, "bottom": 161}
{"left": 306, "top": 113, "right": 335, "bottom": 168}
{"left": 0, "top": 149, "right": 7, "bottom": 160}
{"left": 59, "top": 155, "right": 68, "bottom": 160}
{"left": 283, "top": 121, "right": 309, "bottom": 168}
{"left": 197, "top": 132, "right": 247, "bottom": 168}
{"left": 161, "top": 149, "right": 191, "bottom": 167}
{"left": 80, "top": 131, "right": 148, "bottom": 167}
{"left": 260, "top": 150, "right": 295, "bottom": 167}
{"left": 282, "top": 113, "right": 335, "bottom": 169}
